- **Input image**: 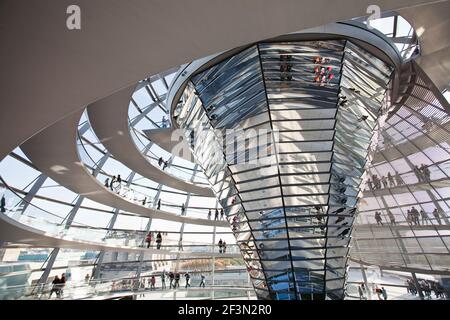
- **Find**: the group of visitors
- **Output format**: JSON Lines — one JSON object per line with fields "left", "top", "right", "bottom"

{"left": 207, "top": 208, "right": 225, "bottom": 220}
{"left": 217, "top": 239, "right": 227, "bottom": 253}
{"left": 368, "top": 171, "right": 404, "bottom": 190}
{"left": 145, "top": 231, "right": 163, "bottom": 249}
{"left": 406, "top": 278, "right": 447, "bottom": 299}
{"left": 357, "top": 283, "right": 387, "bottom": 300}
{"left": 368, "top": 164, "right": 431, "bottom": 192}
{"left": 166, "top": 271, "right": 205, "bottom": 289}
{"left": 374, "top": 207, "right": 445, "bottom": 226}
{"left": 49, "top": 273, "right": 67, "bottom": 299}
{"left": 104, "top": 174, "right": 123, "bottom": 192}
{"left": 413, "top": 164, "right": 431, "bottom": 182}
{"left": 158, "top": 157, "right": 169, "bottom": 170}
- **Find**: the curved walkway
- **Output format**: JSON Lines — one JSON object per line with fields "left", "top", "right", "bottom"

{"left": 86, "top": 85, "right": 213, "bottom": 197}
{"left": 362, "top": 177, "right": 450, "bottom": 197}
{"left": 143, "top": 127, "right": 194, "bottom": 162}
{"left": 20, "top": 110, "right": 227, "bottom": 227}
{"left": 0, "top": 210, "right": 239, "bottom": 258}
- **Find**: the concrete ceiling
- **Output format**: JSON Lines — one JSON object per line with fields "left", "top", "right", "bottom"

{"left": 398, "top": 0, "right": 450, "bottom": 92}
{"left": 0, "top": 0, "right": 439, "bottom": 161}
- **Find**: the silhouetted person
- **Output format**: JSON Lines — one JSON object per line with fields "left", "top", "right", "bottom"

{"left": 199, "top": 274, "right": 206, "bottom": 288}
{"left": 110, "top": 176, "right": 116, "bottom": 191}
{"left": 208, "top": 209, "right": 211, "bottom": 220}
{"left": 158, "top": 157, "right": 163, "bottom": 167}
{"left": 145, "top": 232, "right": 152, "bottom": 248}
{"left": 220, "top": 208, "right": 224, "bottom": 220}
{"left": 184, "top": 272, "right": 191, "bottom": 288}
{"left": 395, "top": 171, "right": 404, "bottom": 186}
{"left": 375, "top": 211, "right": 383, "bottom": 225}
{"left": 104, "top": 178, "right": 109, "bottom": 188}
{"left": 387, "top": 210, "right": 396, "bottom": 225}
{"left": 157, "top": 199, "right": 161, "bottom": 210}
{"left": 421, "top": 209, "right": 431, "bottom": 225}
{"left": 161, "top": 271, "right": 166, "bottom": 289}
{"left": 218, "top": 239, "right": 223, "bottom": 253}
{"left": 215, "top": 209, "right": 219, "bottom": 220}
{"left": 169, "top": 272, "right": 174, "bottom": 289}
{"left": 433, "top": 208, "right": 442, "bottom": 225}
{"left": 150, "top": 276, "right": 156, "bottom": 290}
{"left": 387, "top": 172, "right": 395, "bottom": 187}
{"left": 117, "top": 174, "right": 122, "bottom": 183}
{"left": 156, "top": 232, "right": 162, "bottom": 249}
{"left": 174, "top": 273, "right": 180, "bottom": 288}
{"left": 161, "top": 116, "right": 168, "bottom": 128}
{"left": 49, "top": 275, "right": 60, "bottom": 298}
{"left": 181, "top": 203, "right": 186, "bottom": 215}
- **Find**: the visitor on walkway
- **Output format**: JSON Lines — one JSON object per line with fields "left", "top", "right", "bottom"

{"left": 174, "top": 273, "right": 180, "bottom": 288}
{"left": 184, "top": 272, "right": 191, "bottom": 288}
{"left": 381, "top": 287, "right": 388, "bottom": 300}
{"left": 375, "top": 286, "right": 382, "bottom": 300}
{"left": 208, "top": 209, "right": 211, "bottom": 220}
{"left": 49, "top": 275, "right": 61, "bottom": 298}
{"left": 215, "top": 209, "right": 219, "bottom": 221}
{"left": 161, "top": 116, "right": 168, "bottom": 128}
{"left": 222, "top": 241, "right": 227, "bottom": 253}
{"left": 358, "top": 284, "right": 364, "bottom": 300}
{"left": 199, "top": 274, "right": 206, "bottom": 288}
{"left": 110, "top": 176, "right": 116, "bottom": 191}
{"left": 178, "top": 237, "right": 183, "bottom": 251}
{"left": 156, "top": 232, "right": 162, "bottom": 249}
{"left": 220, "top": 208, "right": 224, "bottom": 220}
{"left": 145, "top": 232, "right": 152, "bottom": 248}
{"left": 394, "top": 171, "right": 404, "bottom": 186}
{"left": 381, "top": 176, "right": 388, "bottom": 189}
{"left": 158, "top": 157, "right": 163, "bottom": 167}
{"left": 161, "top": 271, "right": 166, "bottom": 289}
{"left": 387, "top": 172, "right": 395, "bottom": 187}
{"left": 104, "top": 178, "right": 109, "bottom": 188}
{"left": 59, "top": 273, "right": 66, "bottom": 298}
{"left": 411, "top": 207, "right": 420, "bottom": 225}
{"left": 117, "top": 174, "right": 122, "bottom": 184}
{"left": 150, "top": 276, "right": 156, "bottom": 290}
{"left": 157, "top": 198, "right": 161, "bottom": 210}
{"left": 162, "top": 161, "right": 168, "bottom": 171}
{"left": 169, "top": 272, "right": 174, "bottom": 289}
{"left": 374, "top": 211, "right": 383, "bottom": 225}
{"left": 420, "top": 209, "right": 430, "bottom": 225}
{"left": 181, "top": 203, "right": 186, "bottom": 215}
{"left": 387, "top": 210, "right": 396, "bottom": 225}
{"left": 0, "top": 195, "right": 5, "bottom": 213}
{"left": 85, "top": 273, "right": 90, "bottom": 283}
{"left": 218, "top": 239, "right": 223, "bottom": 253}
{"left": 432, "top": 208, "right": 442, "bottom": 225}
{"left": 142, "top": 197, "right": 147, "bottom": 206}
